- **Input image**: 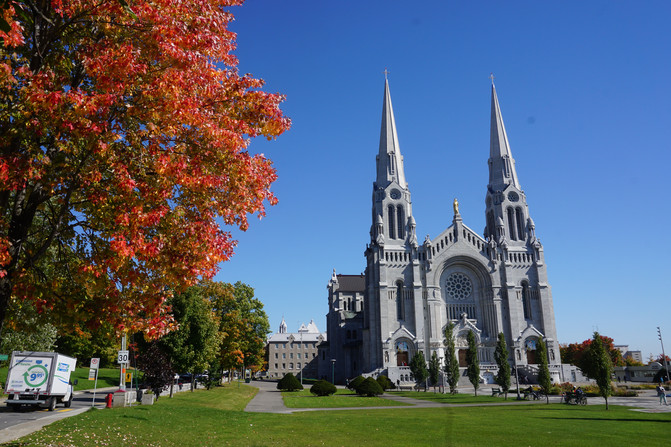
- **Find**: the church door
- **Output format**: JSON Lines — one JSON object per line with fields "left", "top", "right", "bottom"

{"left": 526, "top": 349, "right": 537, "bottom": 365}
{"left": 397, "top": 352, "right": 408, "bottom": 366}
{"left": 458, "top": 349, "right": 467, "bottom": 367}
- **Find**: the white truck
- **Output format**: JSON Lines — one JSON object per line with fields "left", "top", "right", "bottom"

{"left": 4, "top": 351, "right": 77, "bottom": 411}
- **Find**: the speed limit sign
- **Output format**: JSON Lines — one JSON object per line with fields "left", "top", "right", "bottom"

{"left": 117, "top": 350, "right": 129, "bottom": 364}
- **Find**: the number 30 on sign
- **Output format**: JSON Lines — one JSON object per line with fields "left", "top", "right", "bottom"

{"left": 117, "top": 350, "right": 129, "bottom": 364}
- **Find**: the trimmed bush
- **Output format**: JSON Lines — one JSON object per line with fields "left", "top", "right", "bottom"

{"left": 347, "top": 375, "right": 365, "bottom": 391}
{"left": 376, "top": 375, "right": 395, "bottom": 391}
{"left": 277, "top": 373, "right": 303, "bottom": 391}
{"left": 355, "top": 377, "right": 383, "bottom": 397}
{"left": 310, "top": 380, "right": 337, "bottom": 396}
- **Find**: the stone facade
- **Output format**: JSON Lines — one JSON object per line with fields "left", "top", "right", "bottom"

{"left": 267, "top": 318, "right": 325, "bottom": 380}
{"left": 322, "top": 79, "right": 562, "bottom": 385}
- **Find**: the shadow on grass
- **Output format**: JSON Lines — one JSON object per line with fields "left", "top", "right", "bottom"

{"left": 542, "top": 416, "right": 671, "bottom": 424}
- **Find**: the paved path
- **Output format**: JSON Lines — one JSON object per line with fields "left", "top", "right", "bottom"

{"left": 244, "top": 381, "right": 671, "bottom": 414}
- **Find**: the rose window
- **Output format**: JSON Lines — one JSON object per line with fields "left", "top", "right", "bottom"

{"left": 445, "top": 273, "right": 472, "bottom": 300}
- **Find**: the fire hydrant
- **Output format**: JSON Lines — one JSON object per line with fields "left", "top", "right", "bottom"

{"left": 105, "top": 393, "right": 113, "bottom": 408}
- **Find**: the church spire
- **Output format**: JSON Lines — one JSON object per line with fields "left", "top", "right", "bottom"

{"left": 376, "top": 76, "right": 407, "bottom": 189}
{"left": 488, "top": 79, "right": 520, "bottom": 191}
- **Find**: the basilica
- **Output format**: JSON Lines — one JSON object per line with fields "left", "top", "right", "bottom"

{"left": 318, "top": 78, "right": 563, "bottom": 385}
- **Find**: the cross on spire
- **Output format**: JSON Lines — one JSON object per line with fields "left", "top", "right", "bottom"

{"left": 489, "top": 72, "right": 495, "bottom": 85}
{"left": 383, "top": 68, "right": 390, "bottom": 80}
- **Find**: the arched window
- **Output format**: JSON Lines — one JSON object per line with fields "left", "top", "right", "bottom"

{"left": 388, "top": 205, "right": 396, "bottom": 239}
{"left": 396, "top": 281, "right": 405, "bottom": 320}
{"left": 397, "top": 206, "right": 405, "bottom": 239}
{"left": 507, "top": 207, "right": 517, "bottom": 240}
{"left": 487, "top": 211, "right": 495, "bottom": 239}
{"left": 522, "top": 282, "right": 531, "bottom": 320}
{"left": 396, "top": 340, "right": 410, "bottom": 366}
{"left": 516, "top": 207, "right": 525, "bottom": 240}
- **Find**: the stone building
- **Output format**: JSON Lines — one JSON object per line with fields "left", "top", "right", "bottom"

{"left": 266, "top": 318, "right": 326, "bottom": 380}
{"left": 321, "top": 77, "right": 562, "bottom": 385}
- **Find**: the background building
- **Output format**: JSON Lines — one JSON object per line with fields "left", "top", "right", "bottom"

{"left": 322, "top": 78, "right": 562, "bottom": 385}
{"left": 266, "top": 318, "right": 325, "bottom": 380}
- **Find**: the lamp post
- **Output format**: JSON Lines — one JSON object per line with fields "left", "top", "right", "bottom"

{"left": 658, "top": 327, "right": 670, "bottom": 383}
{"left": 512, "top": 343, "right": 521, "bottom": 400}
{"left": 331, "top": 358, "right": 336, "bottom": 384}
{"left": 300, "top": 331, "right": 303, "bottom": 386}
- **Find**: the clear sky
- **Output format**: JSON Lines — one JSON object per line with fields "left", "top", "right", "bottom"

{"left": 213, "top": 0, "right": 671, "bottom": 360}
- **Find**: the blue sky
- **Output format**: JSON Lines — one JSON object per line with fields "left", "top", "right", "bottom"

{"left": 213, "top": 0, "right": 671, "bottom": 359}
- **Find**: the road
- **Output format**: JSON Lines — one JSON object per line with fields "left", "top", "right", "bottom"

{"left": 0, "top": 389, "right": 113, "bottom": 444}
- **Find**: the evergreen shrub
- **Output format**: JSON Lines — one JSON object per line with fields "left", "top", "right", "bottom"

{"left": 277, "top": 373, "right": 303, "bottom": 391}
{"left": 355, "top": 377, "right": 383, "bottom": 397}
{"left": 376, "top": 375, "right": 394, "bottom": 391}
{"left": 348, "top": 375, "right": 365, "bottom": 391}
{"left": 310, "top": 380, "right": 336, "bottom": 396}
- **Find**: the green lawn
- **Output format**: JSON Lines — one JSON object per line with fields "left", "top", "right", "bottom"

{"left": 3, "top": 384, "right": 670, "bottom": 447}
{"left": 282, "top": 388, "right": 408, "bottom": 408}
{"left": 388, "top": 390, "right": 514, "bottom": 404}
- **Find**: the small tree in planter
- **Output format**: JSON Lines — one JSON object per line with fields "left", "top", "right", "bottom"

{"left": 355, "top": 377, "right": 383, "bottom": 397}
{"left": 310, "top": 380, "right": 336, "bottom": 396}
{"left": 277, "top": 373, "right": 303, "bottom": 391}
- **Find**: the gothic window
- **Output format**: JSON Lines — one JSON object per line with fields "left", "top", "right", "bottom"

{"left": 522, "top": 281, "right": 531, "bottom": 320}
{"left": 445, "top": 273, "right": 472, "bottom": 300}
{"left": 396, "top": 280, "right": 405, "bottom": 320}
{"left": 388, "top": 205, "right": 396, "bottom": 239}
{"left": 515, "top": 207, "right": 525, "bottom": 240}
{"left": 397, "top": 205, "right": 405, "bottom": 239}
{"left": 507, "top": 207, "right": 517, "bottom": 240}
{"left": 487, "top": 211, "right": 495, "bottom": 239}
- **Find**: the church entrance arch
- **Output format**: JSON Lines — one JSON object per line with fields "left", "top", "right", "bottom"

{"left": 395, "top": 340, "right": 411, "bottom": 366}
{"left": 525, "top": 338, "right": 538, "bottom": 364}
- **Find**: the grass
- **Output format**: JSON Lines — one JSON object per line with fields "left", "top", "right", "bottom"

{"left": 281, "top": 388, "right": 408, "bottom": 408}
{"left": 3, "top": 384, "right": 670, "bottom": 447}
{"left": 389, "top": 390, "right": 513, "bottom": 404}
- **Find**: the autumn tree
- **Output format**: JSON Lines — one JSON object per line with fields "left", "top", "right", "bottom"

{"left": 443, "top": 322, "right": 460, "bottom": 394}
{"left": 0, "top": 0, "right": 289, "bottom": 343}
{"left": 207, "top": 281, "right": 269, "bottom": 378}
{"left": 560, "top": 335, "right": 624, "bottom": 372}
{"left": 466, "top": 331, "right": 480, "bottom": 396}
{"left": 494, "top": 332, "right": 511, "bottom": 399}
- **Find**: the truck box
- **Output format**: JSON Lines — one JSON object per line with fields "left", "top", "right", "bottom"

{"left": 4, "top": 351, "right": 77, "bottom": 411}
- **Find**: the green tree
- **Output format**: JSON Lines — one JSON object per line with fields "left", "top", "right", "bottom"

{"left": 585, "top": 331, "right": 613, "bottom": 409}
{"left": 494, "top": 332, "right": 511, "bottom": 399}
{"left": 466, "top": 331, "right": 480, "bottom": 396}
{"left": 443, "top": 322, "right": 460, "bottom": 394}
{"left": 429, "top": 351, "right": 441, "bottom": 392}
{"left": 409, "top": 351, "right": 428, "bottom": 390}
{"left": 160, "top": 285, "right": 220, "bottom": 390}
{"left": 208, "top": 281, "right": 270, "bottom": 379}
{"left": 536, "top": 338, "right": 551, "bottom": 404}
{"left": 355, "top": 377, "right": 383, "bottom": 397}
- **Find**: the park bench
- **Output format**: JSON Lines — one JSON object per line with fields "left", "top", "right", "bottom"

{"left": 491, "top": 387, "right": 502, "bottom": 397}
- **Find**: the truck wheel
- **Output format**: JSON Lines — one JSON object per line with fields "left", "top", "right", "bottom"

{"left": 65, "top": 395, "right": 73, "bottom": 408}
{"left": 48, "top": 397, "right": 56, "bottom": 411}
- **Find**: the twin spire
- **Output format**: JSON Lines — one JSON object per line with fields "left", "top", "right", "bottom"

{"left": 377, "top": 74, "right": 520, "bottom": 195}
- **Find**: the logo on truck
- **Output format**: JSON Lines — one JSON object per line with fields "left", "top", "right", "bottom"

{"left": 23, "top": 364, "right": 49, "bottom": 387}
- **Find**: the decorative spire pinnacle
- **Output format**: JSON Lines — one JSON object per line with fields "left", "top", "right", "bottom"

{"left": 488, "top": 80, "right": 520, "bottom": 191}
{"left": 376, "top": 76, "right": 407, "bottom": 189}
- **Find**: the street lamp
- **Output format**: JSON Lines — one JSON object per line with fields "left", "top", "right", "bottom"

{"left": 512, "top": 343, "right": 521, "bottom": 400}
{"left": 331, "top": 359, "right": 336, "bottom": 384}
{"left": 658, "top": 327, "right": 670, "bottom": 383}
